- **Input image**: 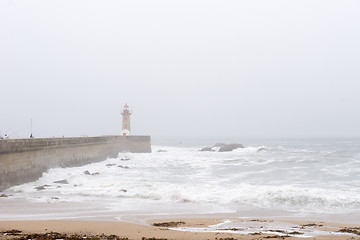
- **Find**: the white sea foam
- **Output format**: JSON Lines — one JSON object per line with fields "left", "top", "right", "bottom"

{"left": 170, "top": 219, "right": 351, "bottom": 238}
{"left": 3, "top": 141, "right": 360, "bottom": 220}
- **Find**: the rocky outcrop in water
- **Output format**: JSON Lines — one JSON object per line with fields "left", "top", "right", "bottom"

{"left": 118, "top": 165, "right": 130, "bottom": 169}
{"left": 54, "top": 179, "right": 69, "bottom": 184}
{"left": 218, "top": 143, "right": 244, "bottom": 152}
{"left": 83, "top": 170, "right": 99, "bottom": 175}
{"left": 199, "top": 147, "right": 215, "bottom": 152}
{"left": 34, "top": 185, "right": 51, "bottom": 191}
{"left": 199, "top": 143, "right": 245, "bottom": 152}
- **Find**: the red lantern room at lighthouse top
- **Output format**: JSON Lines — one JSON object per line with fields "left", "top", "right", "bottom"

{"left": 121, "top": 103, "right": 132, "bottom": 136}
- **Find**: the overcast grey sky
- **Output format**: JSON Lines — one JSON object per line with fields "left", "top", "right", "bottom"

{"left": 1, "top": 0, "right": 359, "bottom": 139}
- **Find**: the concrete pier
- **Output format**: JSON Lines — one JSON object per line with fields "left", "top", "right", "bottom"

{"left": 0, "top": 136, "right": 151, "bottom": 191}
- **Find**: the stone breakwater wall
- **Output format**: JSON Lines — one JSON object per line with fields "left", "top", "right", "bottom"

{"left": 0, "top": 136, "right": 151, "bottom": 191}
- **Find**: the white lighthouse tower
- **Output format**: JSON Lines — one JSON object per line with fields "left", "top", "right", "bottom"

{"left": 121, "top": 103, "right": 132, "bottom": 136}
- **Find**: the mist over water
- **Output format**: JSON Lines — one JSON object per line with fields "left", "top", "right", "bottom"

{"left": 2, "top": 138, "right": 360, "bottom": 222}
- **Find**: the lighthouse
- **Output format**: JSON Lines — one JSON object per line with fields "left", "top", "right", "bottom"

{"left": 121, "top": 103, "right": 132, "bottom": 136}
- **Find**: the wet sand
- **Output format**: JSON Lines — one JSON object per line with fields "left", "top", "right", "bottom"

{"left": 1, "top": 198, "right": 359, "bottom": 239}
{"left": 1, "top": 218, "right": 360, "bottom": 240}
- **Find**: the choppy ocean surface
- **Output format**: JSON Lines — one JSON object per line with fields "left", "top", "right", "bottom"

{"left": 1, "top": 138, "right": 360, "bottom": 222}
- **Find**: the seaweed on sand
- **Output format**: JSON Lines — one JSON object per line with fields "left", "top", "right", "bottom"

{"left": 152, "top": 221, "right": 185, "bottom": 227}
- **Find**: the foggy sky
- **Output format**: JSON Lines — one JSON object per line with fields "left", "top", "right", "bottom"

{"left": 1, "top": 0, "right": 360, "bottom": 140}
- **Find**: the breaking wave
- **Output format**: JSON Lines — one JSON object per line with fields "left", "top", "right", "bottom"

{"left": 3, "top": 142, "right": 360, "bottom": 217}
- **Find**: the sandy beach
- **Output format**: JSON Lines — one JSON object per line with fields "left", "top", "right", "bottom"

{"left": 1, "top": 199, "right": 359, "bottom": 239}
{"left": 1, "top": 218, "right": 360, "bottom": 240}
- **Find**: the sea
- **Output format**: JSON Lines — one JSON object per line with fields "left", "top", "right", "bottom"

{"left": 1, "top": 138, "right": 360, "bottom": 224}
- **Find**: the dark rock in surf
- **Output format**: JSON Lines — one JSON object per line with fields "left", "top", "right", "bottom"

{"left": 84, "top": 170, "right": 91, "bottom": 175}
{"left": 121, "top": 158, "right": 130, "bottom": 161}
{"left": 0, "top": 194, "right": 8, "bottom": 198}
{"left": 157, "top": 149, "right": 167, "bottom": 152}
{"left": 218, "top": 143, "right": 245, "bottom": 152}
{"left": 91, "top": 172, "right": 100, "bottom": 175}
{"left": 106, "top": 164, "right": 116, "bottom": 167}
{"left": 53, "top": 179, "right": 69, "bottom": 184}
{"left": 199, "top": 147, "right": 215, "bottom": 152}
{"left": 118, "top": 165, "right": 130, "bottom": 169}
{"left": 34, "top": 186, "right": 46, "bottom": 191}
